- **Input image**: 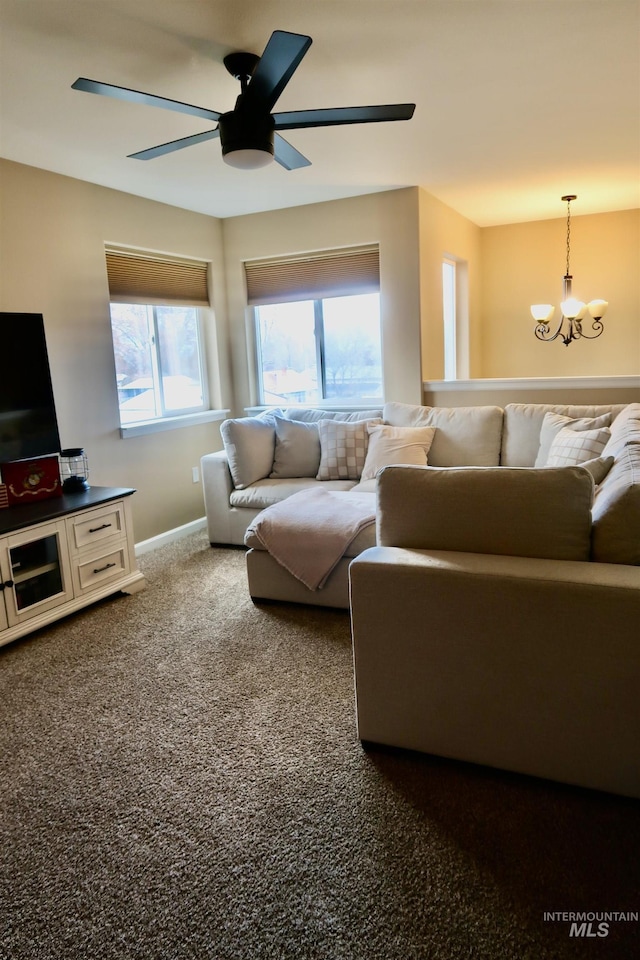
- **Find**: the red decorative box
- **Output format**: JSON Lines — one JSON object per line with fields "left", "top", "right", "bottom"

{"left": 1, "top": 456, "right": 62, "bottom": 506}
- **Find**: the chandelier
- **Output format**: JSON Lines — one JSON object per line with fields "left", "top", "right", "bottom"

{"left": 531, "top": 195, "right": 608, "bottom": 346}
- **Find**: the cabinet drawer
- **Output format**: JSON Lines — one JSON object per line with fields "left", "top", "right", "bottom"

{"left": 68, "top": 502, "right": 126, "bottom": 552}
{"left": 74, "top": 543, "right": 130, "bottom": 594}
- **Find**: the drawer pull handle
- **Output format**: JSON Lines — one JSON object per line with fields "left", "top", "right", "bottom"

{"left": 93, "top": 561, "right": 116, "bottom": 574}
{"left": 88, "top": 523, "right": 112, "bottom": 533}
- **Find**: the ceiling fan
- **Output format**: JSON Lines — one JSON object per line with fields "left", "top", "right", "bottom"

{"left": 72, "top": 29, "right": 415, "bottom": 171}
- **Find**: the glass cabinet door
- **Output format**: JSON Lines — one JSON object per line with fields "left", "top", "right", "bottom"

{"left": 0, "top": 521, "right": 73, "bottom": 626}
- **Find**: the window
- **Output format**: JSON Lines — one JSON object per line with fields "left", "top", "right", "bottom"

{"left": 109, "top": 303, "right": 206, "bottom": 423}
{"left": 442, "top": 258, "right": 457, "bottom": 381}
{"left": 442, "top": 255, "right": 470, "bottom": 381}
{"left": 246, "top": 246, "right": 382, "bottom": 406}
{"left": 106, "top": 249, "right": 210, "bottom": 426}
{"left": 255, "top": 293, "right": 382, "bottom": 406}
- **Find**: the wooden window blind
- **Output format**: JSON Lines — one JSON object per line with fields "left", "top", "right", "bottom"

{"left": 244, "top": 244, "right": 380, "bottom": 306}
{"left": 105, "top": 249, "right": 210, "bottom": 306}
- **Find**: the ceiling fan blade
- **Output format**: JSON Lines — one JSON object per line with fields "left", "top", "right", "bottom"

{"left": 243, "top": 31, "right": 312, "bottom": 111}
{"left": 274, "top": 103, "right": 415, "bottom": 131}
{"left": 72, "top": 78, "right": 221, "bottom": 122}
{"left": 128, "top": 129, "right": 220, "bottom": 161}
{"left": 274, "top": 133, "right": 311, "bottom": 171}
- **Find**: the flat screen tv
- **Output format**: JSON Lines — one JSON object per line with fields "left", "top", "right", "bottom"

{"left": 0, "top": 312, "right": 61, "bottom": 464}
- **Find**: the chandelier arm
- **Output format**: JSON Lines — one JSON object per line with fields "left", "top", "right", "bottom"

{"left": 534, "top": 317, "right": 574, "bottom": 345}
{"left": 573, "top": 319, "right": 605, "bottom": 340}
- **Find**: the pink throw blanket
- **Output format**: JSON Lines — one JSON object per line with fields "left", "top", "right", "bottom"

{"left": 247, "top": 489, "right": 376, "bottom": 590}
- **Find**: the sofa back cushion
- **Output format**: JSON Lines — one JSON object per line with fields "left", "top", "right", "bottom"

{"left": 220, "top": 415, "right": 276, "bottom": 489}
{"left": 377, "top": 464, "right": 594, "bottom": 561}
{"left": 281, "top": 408, "right": 383, "bottom": 422}
{"left": 383, "top": 402, "right": 503, "bottom": 466}
{"left": 501, "top": 403, "right": 627, "bottom": 466}
{"left": 591, "top": 403, "right": 640, "bottom": 565}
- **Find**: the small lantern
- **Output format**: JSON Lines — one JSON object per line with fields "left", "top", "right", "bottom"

{"left": 59, "top": 448, "right": 90, "bottom": 492}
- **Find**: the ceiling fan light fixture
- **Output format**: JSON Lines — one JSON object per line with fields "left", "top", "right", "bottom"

{"left": 223, "top": 148, "right": 273, "bottom": 169}
{"left": 219, "top": 110, "right": 274, "bottom": 170}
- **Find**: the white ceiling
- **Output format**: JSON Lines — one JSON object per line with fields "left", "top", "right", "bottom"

{"left": 1, "top": 0, "right": 639, "bottom": 226}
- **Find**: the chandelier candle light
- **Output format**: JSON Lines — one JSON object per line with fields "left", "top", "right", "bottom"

{"left": 531, "top": 195, "right": 608, "bottom": 346}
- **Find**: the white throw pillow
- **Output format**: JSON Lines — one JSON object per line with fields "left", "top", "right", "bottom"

{"left": 360, "top": 424, "right": 436, "bottom": 482}
{"left": 316, "top": 418, "right": 382, "bottom": 480}
{"left": 535, "top": 411, "right": 612, "bottom": 467}
{"left": 270, "top": 416, "right": 321, "bottom": 478}
{"left": 545, "top": 425, "right": 611, "bottom": 467}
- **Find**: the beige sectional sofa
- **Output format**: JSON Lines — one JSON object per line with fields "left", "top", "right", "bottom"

{"left": 201, "top": 400, "right": 639, "bottom": 607}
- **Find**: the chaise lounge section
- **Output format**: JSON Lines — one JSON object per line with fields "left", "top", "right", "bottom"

{"left": 349, "top": 459, "right": 640, "bottom": 798}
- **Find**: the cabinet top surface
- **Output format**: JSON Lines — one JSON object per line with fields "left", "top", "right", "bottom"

{"left": 0, "top": 487, "right": 136, "bottom": 536}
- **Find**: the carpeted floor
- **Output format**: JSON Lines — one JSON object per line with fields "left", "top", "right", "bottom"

{"left": 1, "top": 530, "right": 638, "bottom": 960}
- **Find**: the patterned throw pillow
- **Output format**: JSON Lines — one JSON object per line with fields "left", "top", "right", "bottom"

{"left": 535, "top": 411, "right": 612, "bottom": 467}
{"left": 316, "top": 419, "right": 382, "bottom": 480}
{"left": 545, "top": 425, "right": 611, "bottom": 467}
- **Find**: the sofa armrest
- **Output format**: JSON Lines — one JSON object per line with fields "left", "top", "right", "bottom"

{"left": 349, "top": 546, "right": 640, "bottom": 797}
{"left": 201, "top": 449, "right": 235, "bottom": 544}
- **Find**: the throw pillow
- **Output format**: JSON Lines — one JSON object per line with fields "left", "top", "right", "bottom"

{"left": 535, "top": 411, "right": 612, "bottom": 467}
{"left": 220, "top": 415, "right": 276, "bottom": 489}
{"left": 545, "top": 425, "right": 611, "bottom": 467}
{"left": 270, "top": 416, "right": 321, "bottom": 479}
{"left": 359, "top": 424, "right": 437, "bottom": 482}
{"left": 316, "top": 418, "right": 382, "bottom": 480}
{"left": 576, "top": 456, "right": 615, "bottom": 486}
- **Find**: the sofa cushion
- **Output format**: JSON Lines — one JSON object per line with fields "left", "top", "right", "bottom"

{"left": 220, "top": 415, "right": 276, "bottom": 489}
{"left": 316, "top": 418, "right": 381, "bottom": 480}
{"left": 602, "top": 402, "right": 640, "bottom": 457}
{"left": 270, "top": 416, "right": 320, "bottom": 479}
{"left": 281, "top": 407, "right": 383, "bottom": 422}
{"left": 591, "top": 441, "right": 640, "bottom": 565}
{"left": 230, "top": 477, "right": 356, "bottom": 510}
{"left": 545, "top": 424, "right": 611, "bottom": 467}
{"left": 376, "top": 464, "right": 594, "bottom": 561}
{"left": 383, "top": 402, "right": 503, "bottom": 466}
{"left": 360, "top": 424, "right": 437, "bottom": 482}
{"left": 535, "top": 411, "right": 612, "bottom": 467}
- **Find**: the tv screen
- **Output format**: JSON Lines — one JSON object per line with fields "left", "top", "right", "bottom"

{"left": 0, "top": 312, "right": 61, "bottom": 464}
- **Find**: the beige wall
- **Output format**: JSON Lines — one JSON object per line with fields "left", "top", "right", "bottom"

{"left": 0, "top": 159, "right": 228, "bottom": 542}
{"left": 418, "top": 189, "right": 482, "bottom": 380}
{"left": 222, "top": 187, "right": 423, "bottom": 413}
{"left": 480, "top": 209, "right": 640, "bottom": 378}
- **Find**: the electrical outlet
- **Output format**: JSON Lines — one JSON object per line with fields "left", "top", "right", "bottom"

{"left": 192, "top": 466, "right": 200, "bottom": 484}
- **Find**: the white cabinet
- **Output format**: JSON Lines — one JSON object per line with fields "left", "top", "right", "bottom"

{"left": 0, "top": 487, "right": 145, "bottom": 648}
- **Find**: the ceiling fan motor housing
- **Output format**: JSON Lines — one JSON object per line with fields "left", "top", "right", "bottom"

{"left": 219, "top": 109, "right": 275, "bottom": 161}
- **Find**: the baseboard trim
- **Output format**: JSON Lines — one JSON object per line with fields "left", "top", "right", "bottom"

{"left": 135, "top": 517, "right": 207, "bottom": 556}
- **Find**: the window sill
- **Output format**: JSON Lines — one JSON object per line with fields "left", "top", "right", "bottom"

{"left": 120, "top": 409, "right": 230, "bottom": 439}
